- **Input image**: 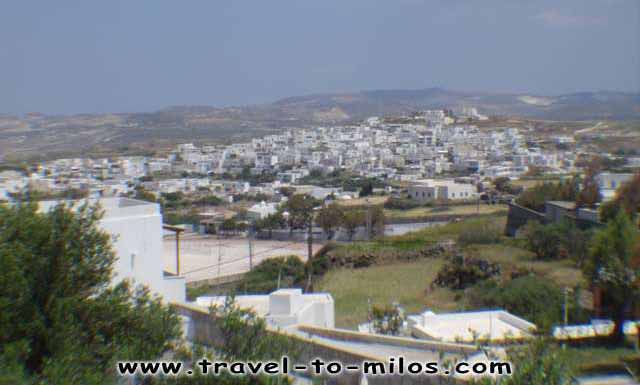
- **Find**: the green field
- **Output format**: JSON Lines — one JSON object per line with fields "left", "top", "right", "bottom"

{"left": 315, "top": 214, "right": 584, "bottom": 328}
{"left": 385, "top": 203, "right": 508, "bottom": 220}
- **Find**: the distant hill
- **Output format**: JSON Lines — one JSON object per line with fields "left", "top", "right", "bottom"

{"left": 1, "top": 88, "right": 639, "bottom": 162}
{"left": 269, "top": 88, "right": 640, "bottom": 121}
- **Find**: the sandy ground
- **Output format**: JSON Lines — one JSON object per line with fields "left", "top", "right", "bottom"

{"left": 163, "top": 233, "right": 322, "bottom": 283}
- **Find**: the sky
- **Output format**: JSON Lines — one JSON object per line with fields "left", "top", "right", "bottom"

{"left": 1, "top": 0, "right": 639, "bottom": 114}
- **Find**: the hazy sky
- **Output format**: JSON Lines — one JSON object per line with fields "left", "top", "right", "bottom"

{"left": 1, "top": 0, "right": 639, "bottom": 114}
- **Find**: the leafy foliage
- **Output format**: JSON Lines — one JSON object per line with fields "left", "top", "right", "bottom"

{"left": 432, "top": 254, "right": 501, "bottom": 290}
{"left": 341, "top": 210, "right": 364, "bottom": 241}
{"left": 371, "top": 304, "right": 403, "bottom": 336}
{"left": 583, "top": 211, "right": 640, "bottom": 344}
{"left": 239, "top": 256, "right": 306, "bottom": 293}
{"left": 383, "top": 197, "right": 423, "bottom": 210}
{"left": 576, "top": 159, "right": 602, "bottom": 208}
{"left": 284, "top": 194, "right": 319, "bottom": 230}
{"left": 0, "top": 202, "right": 181, "bottom": 384}
{"left": 522, "top": 220, "right": 564, "bottom": 260}
{"left": 515, "top": 178, "right": 579, "bottom": 212}
{"left": 315, "top": 203, "right": 345, "bottom": 239}
{"left": 468, "top": 276, "right": 563, "bottom": 330}
{"left": 474, "top": 338, "right": 572, "bottom": 385}
{"left": 212, "top": 298, "right": 299, "bottom": 362}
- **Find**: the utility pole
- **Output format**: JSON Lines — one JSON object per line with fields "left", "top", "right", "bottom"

{"left": 307, "top": 217, "right": 313, "bottom": 262}
{"left": 564, "top": 287, "right": 569, "bottom": 327}
{"left": 248, "top": 228, "right": 254, "bottom": 271}
{"left": 366, "top": 198, "right": 372, "bottom": 240}
{"left": 306, "top": 212, "right": 314, "bottom": 292}
{"left": 563, "top": 287, "right": 570, "bottom": 350}
{"left": 217, "top": 235, "right": 222, "bottom": 278}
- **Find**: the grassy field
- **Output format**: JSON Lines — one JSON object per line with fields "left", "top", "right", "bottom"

{"left": 315, "top": 214, "right": 584, "bottom": 328}
{"left": 385, "top": 203, "right": 508, "bottom": 220}
{"left": 315, "top": 259, "right": 459, "bottom": 328}
{"left": 335, "top": 196, "right": 388, "bottom": 207}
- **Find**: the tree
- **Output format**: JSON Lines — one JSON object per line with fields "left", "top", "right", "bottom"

{"left": 473, "top": 338, "right": 572, "bottom": 385}
{"left": 255, "top": 212, "right": 285, "bottom": 239}
{"left": 515, "top": 177, "right": 579, "bottom": 212}
{"left": 522, "top": 220, "right": 563, "bottom": 260}
{"left": 368, "top": 205, "right": 386, "bottom": 239}
{"left": 576, "top": 158, "right": 602, "bottom": 208}
{"left": 583, "top": 211, "right": 640, "bottom": 344}
{"left": 0, "top": 202, "right": 180, "bottom": 383}
{"left": 284, "top": 194, "right": 318, "bottom": 231}
{"left": 371, "top": 304, "right": 403, "bottom": 336}
{"left": 493, "top": 177, "right": 521, "bottom": 195}
{"left": 315, "top": 203, "right": 344, "bottom": 240}
{"left": 341, "top": 210, "right": 364, "bottom": 241}
{"left": 359, "top": 180, "right": 374, "bottom": 197}
{"left": 220, "top": 218, "right": 239, "bottom": 234}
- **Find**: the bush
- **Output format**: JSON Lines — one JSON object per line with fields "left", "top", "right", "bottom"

{"left": 372, "top": 304, "right": 404, "bottom": 335}
{"left": 240, "top": 256, "right": 306, "bottom": 293}
{"left": 522, "top": 220, "right": 563, "bottom": 260}
{"left": 432, "top": 254, "right": 501, "bottom": 290}
{"left": 468, "top": 276, "right": 563, "bottom": 330}
{"left": 384, "top": 197, "right": 423, "bottom": 210}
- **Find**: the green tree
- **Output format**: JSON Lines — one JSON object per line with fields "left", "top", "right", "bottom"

{"left": 213, "top": 297, "right": 298, "bottom": 362}
{"left": 474, "top": 338, "right": 572, "bottom": 385}
{"left": 315, "top": 203, "right": 344, "bottom": 240}
{"left": 576, "top": 159, "right": 602, "bottom": 208}
{"left": 583, "top": 211, "right": 640, "bottom": 344}
{"left": 522, "top": 220, "right": 563, "bottom": 260}
{"left": 359, "top": 180, "right": 374, "bottom": 197}
{"left": 284, "top": 194, "right": 318, "bottom": 231}
{"left": 515, "top": 177, "right": 579, "bottom": 212}
{"left": 255, "top": 212, "right": 285, "bottom": 239}
{"left": 371, "top": 304, "right": 403, "bottom": 336}
{"left": 0, "top": 202, "right": 180, "bottom": 384}
{"left": 341, "top": 210, "right": 364, "bottom": 241}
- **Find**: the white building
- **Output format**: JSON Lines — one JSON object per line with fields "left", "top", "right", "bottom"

{"left": 38, "top": 198, "right": 186, "bottom": 303}
{"left": 408, "top": 310, "right": 536, "bottom": 343}
{"left": 408, "top": 179, "right": 477, "bottom": 202}
{"left": 247, "top": 201, "right": 279, "bottom": 220}
{"left": 196, "top": 288, "right": 334, "bottom": 329}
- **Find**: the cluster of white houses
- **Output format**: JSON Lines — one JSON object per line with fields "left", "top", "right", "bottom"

{"left": 5, "top": 109, "right": 624, "bottom": 205}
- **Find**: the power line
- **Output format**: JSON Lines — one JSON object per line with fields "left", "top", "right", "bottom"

{"left": 180, "top": 241, "right": 302, "bottom": 276}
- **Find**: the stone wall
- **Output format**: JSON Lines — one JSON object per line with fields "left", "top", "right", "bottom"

{"left": 504, "top": 202, "right": 546, "bottom": 236}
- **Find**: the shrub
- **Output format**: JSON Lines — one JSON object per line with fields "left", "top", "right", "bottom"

{"left": 372, "top": 304, "right": 404, "bottom": 335}
{"left": 468, "top": 276, "right": 563, "bottom": 330}
{"left": 433, "top": 254, "right": 501, "bottom": 290}
{"left": 240, "top": 256, "right": 306, "bottom": 293}
{"left": 522, "top": 220, "right": 563, "bottom": 260}
{"left": 384, "top": 197, "right": 423, "bottom": 210}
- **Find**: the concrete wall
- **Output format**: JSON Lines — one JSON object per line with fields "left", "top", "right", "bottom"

{"left": 175, "top": 304, "right": 469, "bottom": 385}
